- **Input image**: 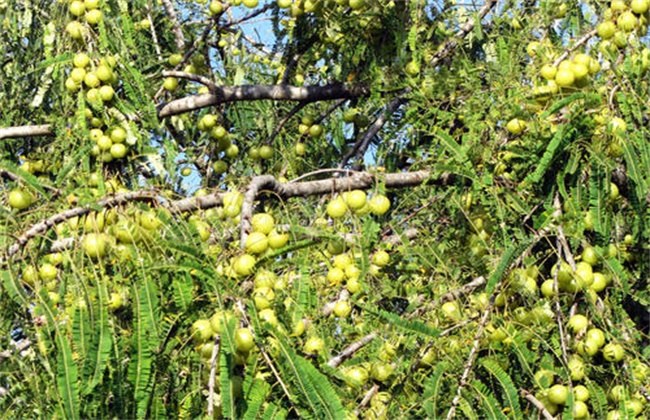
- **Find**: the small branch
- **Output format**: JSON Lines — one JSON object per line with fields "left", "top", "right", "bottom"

{"left": 408, "top": 276, "right": 485, "bottom": 321}
{"left": 341, "top": 93, "right": 409, "bottom": 169}
{"left": 160, "top": 0, "right": 185, "bottom": 51}
{"left": 327, "top": 333, "right": 376, "bottom": 369}
{"left": 355, "top": 383, "right": 379, "bottom": 417}
{"left": 147, "top": 12, "right": 162, "bottom": 61}
{"left": 221, "top": 3, "right": 274, "bottom": 29}
{"left": 0, "top": 124, "right": 53, "bottom": 140}
{"left": 520, "top": 389, "right": 555, "bottom": 420}
{"left": 431, "top": 0, "right": 498, "bottom": 66}
{"left": 553, "top": 29, "right": 597, "bottom": 67}
{"left": 162, "top": 70, "right": 218, "bottom": 89}
{"left": 322, "top": 289, "right": 350, "bottom": 317}
{"left": 239, "top": 175, "right": 275, "bottom": 249}
{"left": 385, "top": 228, "right": 418, "bottom": 246}
{"left": 289, "top": 168, "right": 358, "bottom": 184}
{"left": 445, "top": 279, "right": 502, "bottom": 419}
{"left": 265, "top": 102, "right": 308, "bottom": 145}
{"left": 439, "top": 276, "right": 486, "bottom": 303}
{"left": 1, "top": 190, "right": 159, "bottom": 264}
{"left": 157, "top": 83, "right": 370, "bottom": 118}
{"left": 207, "top": 335, "right": 221, "bottom": 417}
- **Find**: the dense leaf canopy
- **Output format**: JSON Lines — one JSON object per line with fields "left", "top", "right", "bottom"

{"left": 0, "top": 0, "right": 649, "bottom": 419}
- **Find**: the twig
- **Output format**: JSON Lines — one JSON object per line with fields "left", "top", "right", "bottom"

{"left": 431, "top": 0, "right": 498, "bottom": 66}
{"left": 322, "top": 289, "right": 350, "bottom": 317}
{"left": 289, "top": 168, "right": 358, "bottom": 183}
{"left": 265, "top": 102, "right": 308, "bottom": 145}
{"left": 341, "top": 93, "right": 409, "bottom": 169}
{"left": 327, "top": 333, "right": 376, "bottom": 368}
{"left": 520, "top": 389, "right": 555, "bottom": 420}
{"left": 221, "top": 3, "right": 274, "bottom": 29}
{"left": 355, "top": 383, "right": 379, "bottom": 417}
{"left": 160, "top": 0, "right": 185, "bottom": 51}
{"left": 162, "top": 70, "right": 218, "bottom": 90}
{"left": 553, "top": 29, "right": 597, "bottom": 67}
{"left": 408, "top": 276, "right": 486, "bottom": 320}
{"left": 385, "top": 228, "right": 418, "bottom": 246}
{"left": 207, "top": 335, "right": 221, "bottom": 417}
{"left": 445, "top": 280, "right": 502, "bottom": 419}
{"left": 147, "top": 12, "right": 162, "bottom": 61}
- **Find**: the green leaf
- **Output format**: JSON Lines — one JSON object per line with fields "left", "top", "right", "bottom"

{"left": 480, "top": 358, "right": 523, "bottom": 419}
{"left": 219, "top": 351, "right": 236, "bottom": 419}
{"left": 40, "top": 291, "right": 80, "bottom": 419}
{"left": 243, "top": 379, "right": 271, "bottom": 420}
{"left": 274, "top": 333, "right": 345, "bottom": 419}
{"left": 368, "top": 308, "right": 440, "bottom": 338}
{"left": 422, "top": 362, "right": 450, "bottom": 418}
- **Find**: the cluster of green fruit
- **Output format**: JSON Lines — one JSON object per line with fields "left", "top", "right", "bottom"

{"left": 216, "top": 210, "right": 289, "bottom": 279}
{"left": 277, "top": 0, "right": 366, "bottom": 16}
{"left": 163, "top": 53, "right": 212, "bottom": 91}
{"left": 195, "top": 113, "right": 240, "bottom": 168}
{"left": 297, "top": 115, "right": 324, "bottom": 139}
{"left": 544, "top": 246, "right": 613, "bottom": 296}
{"left": 65, "top": 52, "right": 118, "bottom": 101}
{"left": 326, "top": 190, "right": 391, "bottom": 219}
{"left": 342, "top": 344, "right": 397, "bottom": 391}
{"left": 65, "top": 0, "right": 103, "bottom": 40}
{"left": 528, "top": 40, "right": 601, "bottom": 93}
{"left": 244, "top": 213, "right": 289, "bottom": 255}
{"left": 533, "top": 354, "right": 648, "bottom": 418}
{"left": 324, "top": 247, "right": 390, "bottom": 297}
{"left": 88, "top": 125, "right": 132, "bottom": 162}
{"left": 597, "top": 0, "right": 650, "bottom": 46}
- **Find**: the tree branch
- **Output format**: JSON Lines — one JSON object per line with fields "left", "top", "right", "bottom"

{"left": 162, "top": 70, "right": 218, "bottom": 89}
{"left": 431, "top": 0, "right": 498, "bottom": 66}
{"left": 0, "top": 124, "right": 53, "bottom": 140}
{"left": 2, "top": 170, "right": 431, "bottom": 264}
{"left": 157, "top": 83, "right": 370, "bottom": 118}
{"left": 327, "top": 333, "right": 376, "bottom": 368}
{"left": 160, "top": 0, "right": 185, "bottom": 51}
{"left": 341, "top": 93, "right": 408, "bottom": 169}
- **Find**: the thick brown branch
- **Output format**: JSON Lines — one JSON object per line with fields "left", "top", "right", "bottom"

{"left": 157, "top": 83, "right": 370, "bottom": 118}
{"left": 0, "top": 124, "right": 53, "bottom": 140}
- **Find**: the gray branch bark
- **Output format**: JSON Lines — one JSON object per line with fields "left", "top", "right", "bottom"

{"left": 157, "top": 83, "right": 370, "bottom": 118}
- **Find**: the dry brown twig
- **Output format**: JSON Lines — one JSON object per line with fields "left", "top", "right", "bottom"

{"left": 520, "top": 389, "right": 555, "bottom": 420}
{"left": 327, "top": 333, "right": 377, "bottom": 369}
{"left": 207, "top": 335, "right": 221, "bottom": 417}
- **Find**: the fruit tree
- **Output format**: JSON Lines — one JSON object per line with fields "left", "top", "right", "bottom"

{"left": 1, "top": 0, "right": 649, "bottom": 418}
